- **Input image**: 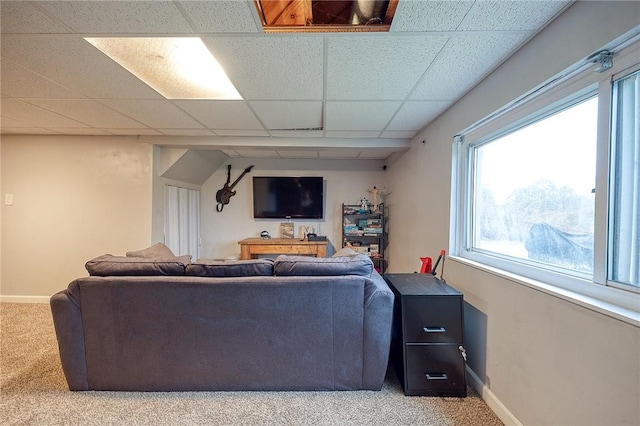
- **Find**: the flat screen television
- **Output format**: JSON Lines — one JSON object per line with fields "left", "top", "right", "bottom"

{"left": 252, "top": 176, "right": 324, "bottom": 219}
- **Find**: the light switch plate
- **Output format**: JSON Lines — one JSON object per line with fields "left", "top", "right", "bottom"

{"left": 4, "top": 194, "right": 13, "bottom": 205}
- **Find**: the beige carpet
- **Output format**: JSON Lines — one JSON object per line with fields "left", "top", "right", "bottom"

{"left": 1, "top": 302, "right": 503, "bottom": 425}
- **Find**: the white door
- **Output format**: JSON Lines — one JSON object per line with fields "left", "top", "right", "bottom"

{"left": 164, "top": 185, "right": 200, "bottom": 258}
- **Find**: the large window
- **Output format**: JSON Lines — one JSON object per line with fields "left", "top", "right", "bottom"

{"left": 451, "top": 38, "right": 640, "bottom": 308}
{"left": 472, "top": 96, "right": 598, "bottom": 277}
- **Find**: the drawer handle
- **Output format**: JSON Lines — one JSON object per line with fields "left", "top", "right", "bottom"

{"left": 423, "top": 326, "right": 445, "bottom": 333}
{"left": 425, "top": 373, "right": 448, "bottom": 380}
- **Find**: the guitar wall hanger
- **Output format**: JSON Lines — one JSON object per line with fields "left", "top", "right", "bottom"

{"left": 215, "top": 164, "right": 254, "bottom": 212}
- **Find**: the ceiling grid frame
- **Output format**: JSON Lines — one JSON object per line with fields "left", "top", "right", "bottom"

{"left": 0, "top": 0, "right": 574, "bottom": 160}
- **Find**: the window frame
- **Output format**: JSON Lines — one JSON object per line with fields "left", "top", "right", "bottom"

{"left": 450, "top": 38, "right": 640, "bottom": 317}
{"left": 606, "top": 66, "right": 640, "bottom": 292}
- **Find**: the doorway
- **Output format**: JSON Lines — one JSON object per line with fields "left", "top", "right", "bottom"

{"left": 164, "top": 185, "right": 200, "bottom": 258}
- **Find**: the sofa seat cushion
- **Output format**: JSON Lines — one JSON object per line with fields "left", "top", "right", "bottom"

{"left": 85, "top": 254, "right": 190, "bottom": 276}
{"left": 186, "top": 259, "right": 274, "bottom": 277}
{"left": 274, "top": 254, "right": 373, "bottom": 277}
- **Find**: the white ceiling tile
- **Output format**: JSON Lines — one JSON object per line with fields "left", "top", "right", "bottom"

{"left": 326, "top": 35, "right": 449, "bottom": 100}
{"left": 276, "top": 150, "right": 319, "bottom": 159}
{"left": 358, "top": 149, "right": 398, "bottom": 159}
{"left": 0, "top": 61, "right": 83, "bottom": 98}
{"left": 0, "top": 116, "right": 32, "bottom": 128}
{"left": 2, "top": 127, "right": 61, "bottom": 135}
{"left": 391, "top": 1, "right": 474, "bottom": 32}
{"left": 26, "top": 100, "right": 146, "bottom": 128}
{"left": 221, "top": 149, "right": 241, "bottom": 157}
{"left": 1, "top": 35, "right": 163, "bottom": 99}
{"left": 458, "top": 1, "right": 571, "bottom": 31}
{"left": 387, "top": 101, "right": 451, "bottom": 131}
{"left": 107, "top": 128, "right": 163, "bottom": 136}
{"left": 326, "top": 101, "right": 402, "bottom": 131}
{"left": 324, "top": 131, "right": 382, "bottom": 138}
{"left": 203, "top": 36, "right": 324, "bottom": 100}
{"left": 99, "top": 100, "right": 205, "bottom": 129}
{"left": 0, "top": 1, "right": 71, "bottom": 33}
{"left": 410, "top": 33, "right": 529, "bottom": 101}
{"left": 234, "top": 149, "right": 281, "bottom": 158}
{"left": 177, "top": 1, "right": 259, "bottom": 33}
{"left": 159, "top": 129, "right": 216, "bottom": 137}
{"left": 173, "top": 100, "right": 264, "bottom": 130}
{"left": 250, "top": 101, "right": 323, "bottom": 130}
{"left": 37, "top": 1, "right": 193, "bottom": 34}
{"left": 215, "top": 129, "right": 270, "bottom": 137}
{"left": 270, "top": 130, "right": 324, "bottom": 138}
{"left": 379, "top": 130, "right": 416, "bottom": 139}
{"left": 50, "top": 128, "right": 112, "bottom": 136}
{"left": 1, "top": 99, "right": 89, "bottom": 128}
{"left": 318, "top": 149, "right": 362, "bottom": 159}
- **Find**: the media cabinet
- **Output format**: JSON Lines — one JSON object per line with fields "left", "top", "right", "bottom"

{"left": 384, "top": 273, "right": 467, "bottom": 397}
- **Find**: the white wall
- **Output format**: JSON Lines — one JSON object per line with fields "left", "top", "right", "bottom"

{"left": 386, "top": 2, "right": 640, "bottom": 425}
{"left": 1, "top": 135, "right": 153, "bottom": 299}
{"left": 199, "top": 158, "right": 385, "bottom": 259}
{"left": 0, "top": 137, "right": 3, "bottom": 294}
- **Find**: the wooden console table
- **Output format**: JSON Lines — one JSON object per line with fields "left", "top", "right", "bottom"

{"left": 238, "top": 238, "right": 328, "bottom": 260}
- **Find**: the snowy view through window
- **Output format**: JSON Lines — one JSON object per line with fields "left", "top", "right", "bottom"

{"left": 473, "top": 96, "right": 598, "bottom": 274}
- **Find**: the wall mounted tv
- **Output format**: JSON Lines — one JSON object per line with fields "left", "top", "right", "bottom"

{"left": 252, "top": 176, "right": 324, "bottom": 219}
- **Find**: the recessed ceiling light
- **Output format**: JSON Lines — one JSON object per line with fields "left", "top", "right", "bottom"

{"left": 85, "top": 37, "right": 242, "bottom": 100}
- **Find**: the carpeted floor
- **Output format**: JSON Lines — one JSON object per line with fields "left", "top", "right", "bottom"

{"left": 1, "top": 302, "right": 503, "bottom": 425}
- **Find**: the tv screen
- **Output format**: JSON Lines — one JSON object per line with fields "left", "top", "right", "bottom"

{"left": 253, "top": 176, "right": 324, "bottom": 219}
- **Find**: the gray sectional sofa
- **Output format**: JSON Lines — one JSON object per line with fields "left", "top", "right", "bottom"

{"left": 50, "top": 246, "right": 394, "bottom": 392}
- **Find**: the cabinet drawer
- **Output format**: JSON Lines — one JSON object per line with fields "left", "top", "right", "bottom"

{"left": 403, "top": 296, "right": 463, "bottom": 343}
{"left": 405, "top": 345, "right": 466, "bottom": 396}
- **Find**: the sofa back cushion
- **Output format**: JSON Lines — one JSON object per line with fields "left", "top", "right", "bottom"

{"left": 186, "top": 259, "right": 274, "bottom": 277}
{"left": 274, "top": 254, "right": 373, "bottom": 277}
{"left": 70, "top": 275, "right": 368, "bottom": 391}
{"left": 125, "top": 243, "right": 175, "bottom": 258}
{"left": 331, "top": 247, "right": 359, "bottom": 257}
{"left": 85, "top": 254, "right": 190, "bottom": 276}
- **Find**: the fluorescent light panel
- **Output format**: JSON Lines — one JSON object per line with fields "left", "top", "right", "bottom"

{"left": 85, "top": 37, "right": 242, "bottom": 100}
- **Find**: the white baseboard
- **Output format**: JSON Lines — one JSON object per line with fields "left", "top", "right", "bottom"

{"left": 0, "top": 295, "right": 50, "bottom": 303}
{"left": 467, "top": 366, "right": 523, "bottom": 426}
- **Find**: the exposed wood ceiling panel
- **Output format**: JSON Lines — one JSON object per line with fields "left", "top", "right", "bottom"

{"left": 256, "top": 0, "right": 397, "bottom": 32}
{"left": 260, "top": 0, "right": 308, "bottom": 26}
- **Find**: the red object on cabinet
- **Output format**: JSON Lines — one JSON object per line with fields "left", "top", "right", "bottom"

{"left": 419, "top": 257, "right": 432, "bottom": 273}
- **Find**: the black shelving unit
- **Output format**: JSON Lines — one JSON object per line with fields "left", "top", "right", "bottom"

{"left": 342, "top": 203, "right": 387, "bottom": 273}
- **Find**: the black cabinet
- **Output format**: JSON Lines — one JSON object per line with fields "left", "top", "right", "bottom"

{"left": 342, "top": 203, "right": 387, "bottom": 273}
{"left": 384, "top": 273, "right": 467, "bottom": 397}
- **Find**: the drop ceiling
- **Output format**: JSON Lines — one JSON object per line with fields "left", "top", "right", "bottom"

{"left": 0, "top": 0, "right": 572, "bottom": 160}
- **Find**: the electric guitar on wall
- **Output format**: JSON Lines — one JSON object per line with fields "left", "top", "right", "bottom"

{"left": 216, "top": 165, "right": 254, "bottom": 212}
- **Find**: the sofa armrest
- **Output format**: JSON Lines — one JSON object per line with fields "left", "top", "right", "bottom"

{"left": 362, "top": 271, "right": 394, "bottom": 389}
{"left": 50, "top": 282, "right": 88, "bottom": 390}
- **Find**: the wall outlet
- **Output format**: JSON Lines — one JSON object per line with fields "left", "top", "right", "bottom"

{"left": 4, "top": 194, "right": 13, "bottom": 206}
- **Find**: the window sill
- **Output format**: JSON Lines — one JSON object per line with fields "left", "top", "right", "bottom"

{"left": 450, "top": 256, "right": 640, "bottom": 328}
